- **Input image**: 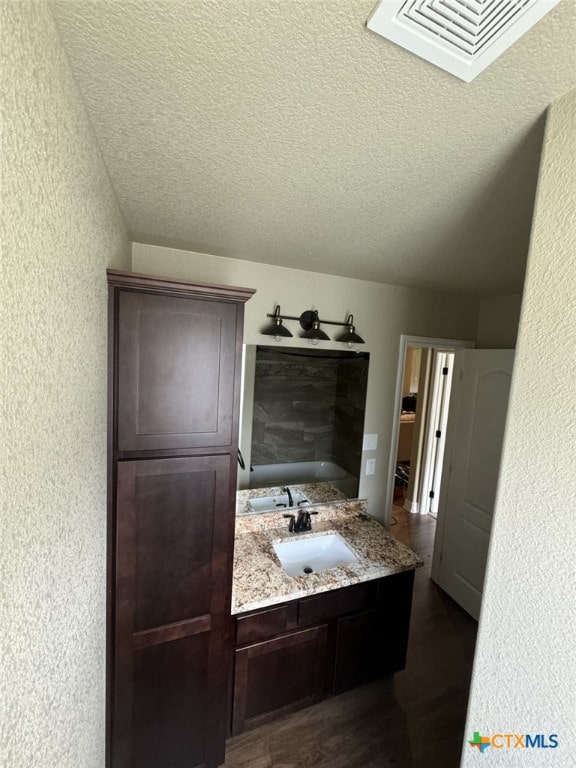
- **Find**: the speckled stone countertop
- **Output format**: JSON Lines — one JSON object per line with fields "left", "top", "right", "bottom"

{"left": 231, "top": 499, "right": 423, "bottom": 615}
{"left": 236, "top": 482, "right": 346, "bottom": 515}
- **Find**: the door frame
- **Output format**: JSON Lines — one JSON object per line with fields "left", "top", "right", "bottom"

{"left": 385, "top": 335, "right": 475, "bottom": 528}
{"left": 419, "top": 350, "right": 455, "bottom": 517}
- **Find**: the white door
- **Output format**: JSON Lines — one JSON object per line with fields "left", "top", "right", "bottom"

{"left": 432, "top": 349, "right": 514, "bottom": 620}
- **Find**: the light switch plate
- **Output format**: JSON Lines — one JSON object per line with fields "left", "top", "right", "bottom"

{"left": 363, "top": 433, "right": 378, "bottom": 451}
{"left": 366, "top": 458, "right": 376, "bottom": 476}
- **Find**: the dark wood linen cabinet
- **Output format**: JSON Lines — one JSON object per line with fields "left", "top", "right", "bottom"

{"left": 107, "top": 270, "right": 254, "bottom": 768}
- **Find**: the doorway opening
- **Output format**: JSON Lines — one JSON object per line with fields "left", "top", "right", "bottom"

{"left": 386, "top": 336, "right": 474, "bottom": 528}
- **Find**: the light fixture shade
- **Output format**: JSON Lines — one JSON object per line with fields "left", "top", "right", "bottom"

{"left": 301, "top": 327, "right": 330, "bottom": 341}
{"left": 300, "top": 311, "right": 329, "bottom": 341}
{"left": 261, "top": 305, "right": 293, "bottom": 338}
{"left": 262, "top": 323, "right": 293, "bottom": 338}
{"left": 335, "top": 315, "right": 365, "bottom": 344}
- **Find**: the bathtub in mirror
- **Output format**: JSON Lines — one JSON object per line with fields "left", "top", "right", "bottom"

{"left": 237, "top": 345, "right": 369, "bottom": 507}
{"left": 249, "top": 461, "right": 358, "bottom": 498}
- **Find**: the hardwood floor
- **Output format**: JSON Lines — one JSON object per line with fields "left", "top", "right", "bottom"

{"left": 223, "top": 502, "right": 477, "bottom": 768}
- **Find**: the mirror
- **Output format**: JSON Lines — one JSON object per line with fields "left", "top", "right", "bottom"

{"left": 238, "top": 345, "right": 369, "bottom": 508}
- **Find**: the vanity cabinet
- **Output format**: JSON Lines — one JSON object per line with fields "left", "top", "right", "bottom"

{"left": 231, "top": 570, "right": 414, "bottom": 735}
{"left": 107, "top": 270, "right": 254, "bottom": 768}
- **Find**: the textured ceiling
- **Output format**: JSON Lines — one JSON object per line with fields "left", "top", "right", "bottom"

{"left": 51, "top": 0, "right": 575, "bottom": 297}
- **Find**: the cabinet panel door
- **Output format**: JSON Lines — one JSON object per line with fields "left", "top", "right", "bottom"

{"left": 116, "top": 290, "right": 239, "bottom": 452}
{"left": 112, "top": 456, "right": 233, "bottom": 768}
{"left": 131, "top": 633, "right": 210, "bottom": 768}
{"left": 232, "top": 625, "right": 327, "bottom": 735}
{"left": 332, "top": 610, "right": 390, "bottom": 694}
{"left": 333, "top": 572, "right": 415, "bottom": 695}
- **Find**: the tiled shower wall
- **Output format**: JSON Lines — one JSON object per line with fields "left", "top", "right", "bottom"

{"left": 251, "top": 348, "right": 368, "bottom": 478}
{"left": 333, "top": 357, "right": 369, "bottom": 478}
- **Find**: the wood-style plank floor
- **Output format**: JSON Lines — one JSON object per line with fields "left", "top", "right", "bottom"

{"left": 223, "top": 502, "right": 478, "bottom": 768}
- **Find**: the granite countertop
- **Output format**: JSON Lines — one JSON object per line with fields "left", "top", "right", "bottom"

{"left": 231, "top": 499, "right": 423, "bottom": 615}
{"left": 236, "top": 482, "right": 346, "bottom": 515}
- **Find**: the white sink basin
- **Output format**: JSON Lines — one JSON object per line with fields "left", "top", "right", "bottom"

{"left": 273, "top": 532, "right": 358, "bottom": 577}
{"left": 249, "top": 492, "right": 309, "bottom": 512}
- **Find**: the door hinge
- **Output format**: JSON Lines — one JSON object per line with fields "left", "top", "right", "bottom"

{"left": 435, "top": 430, "right": 441, "bottom": 438}
{"left": 429, "top": 490, "right": 435, "bottom": 499}
{"left": 442, "top": 367, "right": 449, "bottom": 375}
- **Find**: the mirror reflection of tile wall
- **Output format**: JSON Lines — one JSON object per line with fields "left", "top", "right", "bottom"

{"left": 251, "top": 347, "right": 369, "bottom": 479}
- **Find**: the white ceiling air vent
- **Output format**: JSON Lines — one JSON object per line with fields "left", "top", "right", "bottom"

{"left": 367, "top": 0, "right": 562, "bottom": 82}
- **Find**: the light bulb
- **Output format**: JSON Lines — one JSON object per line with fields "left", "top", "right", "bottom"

{"left": 310, "top": 337, "right": 320, "bottom": 346}
{"left": 346, "top": 341, "right": 355, "bottom": 350}
{"left": 273, "top": 334, "right": 283, "bottom": 342}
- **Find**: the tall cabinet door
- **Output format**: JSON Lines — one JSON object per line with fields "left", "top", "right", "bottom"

{"left": 116, "top": 290, "right": 239, "bottom": 452}
{"left": 112, "top": 455, "right": 232, "bottom": 768}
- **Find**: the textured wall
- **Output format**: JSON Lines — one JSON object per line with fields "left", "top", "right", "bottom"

{"left": 133, "top": 242, "right": 480, "bottom": 521}
{"left": 476, "top": 293, "right": 523, "bottom": 348}
{"left": 1, "top": 3, "right": 130, "bottom": 767}
{"left": 462, "top": 90, "right": 576, "bottom": 764}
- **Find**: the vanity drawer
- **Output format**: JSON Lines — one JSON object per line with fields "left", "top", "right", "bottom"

{"left": 297, "top": 582, "right": 375, "bottom": 627}
{"left": 236, "top": 603, "right": 296, "bottom": 645}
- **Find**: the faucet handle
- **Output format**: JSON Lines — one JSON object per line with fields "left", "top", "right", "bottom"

{"left": 283, "top": 513, "right": 296, "bottom": 532}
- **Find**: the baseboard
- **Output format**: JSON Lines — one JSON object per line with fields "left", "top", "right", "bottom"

{"left": 403, "top": 498, "right": 419, "bottom": 514}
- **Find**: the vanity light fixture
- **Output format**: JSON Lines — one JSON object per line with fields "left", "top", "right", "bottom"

{"left": 261, "top": 305, "right": 293, "bottom": 341}
{"left": 261, "top": 307, "right": 365, "bottom": 347}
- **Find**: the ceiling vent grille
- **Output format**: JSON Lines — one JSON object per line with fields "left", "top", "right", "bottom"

{"left": 367, "top": 0, "right": 561, "bottom": 82}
